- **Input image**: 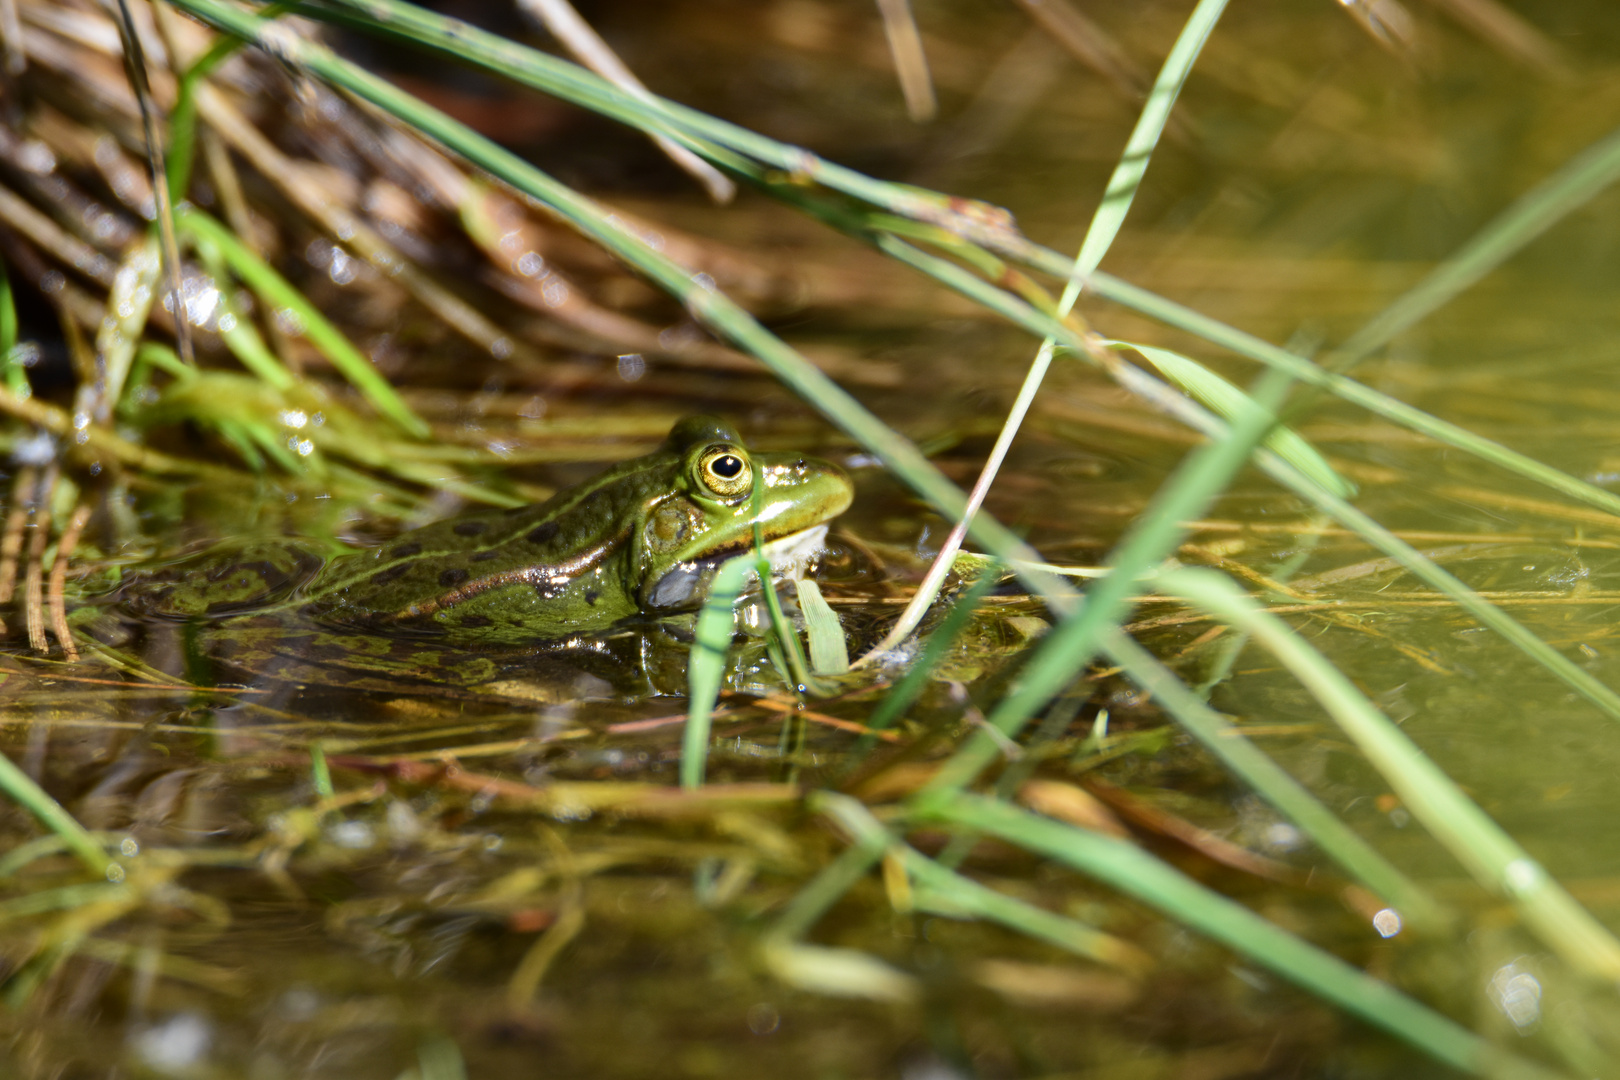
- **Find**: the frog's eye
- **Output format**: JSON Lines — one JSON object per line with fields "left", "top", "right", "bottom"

{"left": 698, "top": 445, "right": 752, "bottom": 497}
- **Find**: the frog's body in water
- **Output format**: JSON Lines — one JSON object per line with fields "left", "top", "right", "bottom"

{"left": 132, "top": 416, "right": 852, "bottom": 648}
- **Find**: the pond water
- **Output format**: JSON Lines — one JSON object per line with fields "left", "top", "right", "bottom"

{"left": 5, "top": 0, "right": 1620, "bottom": 1076}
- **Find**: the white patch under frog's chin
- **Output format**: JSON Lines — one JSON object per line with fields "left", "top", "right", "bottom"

{"left": 754, "top": 524, "right": 830, "bottom": 581}
{"left": 643, "top": 525, "right": 831, "bottom": 610}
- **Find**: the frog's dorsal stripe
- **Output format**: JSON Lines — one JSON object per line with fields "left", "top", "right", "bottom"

{"left": 381, "top": 523, "right": 632, "bottom": 621}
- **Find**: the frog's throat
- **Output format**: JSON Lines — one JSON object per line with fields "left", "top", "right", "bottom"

{"left": 374, "top": 523, "right": 633, "bottom": 623}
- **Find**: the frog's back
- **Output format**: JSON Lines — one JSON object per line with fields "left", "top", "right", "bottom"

{"left": 304, "top": 458, "right": 671, "bottom": 639}
{"left": 121, "top": 539, "right": 330, "bottom": 620}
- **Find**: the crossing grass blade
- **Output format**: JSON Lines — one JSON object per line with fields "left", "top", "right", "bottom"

{"left": 1156, "top": 565, "right": 1620, "bottom": 981}
{"left": 1125, "top": 342, "right": 1354, "bottom": 499}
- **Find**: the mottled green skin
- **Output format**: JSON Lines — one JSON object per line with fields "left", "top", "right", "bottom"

{"left": 300, "top": 416, "right": 851, "bottom": 643}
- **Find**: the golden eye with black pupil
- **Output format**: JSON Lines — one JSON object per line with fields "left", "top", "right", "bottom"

{"left": 698, "top": 445, "right": 751, "bottom": 496}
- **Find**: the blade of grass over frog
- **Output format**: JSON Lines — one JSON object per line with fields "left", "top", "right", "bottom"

{"left": 166, "top": 0, "right": 1072, "bottom": 609}
{"left": 751, "top": 483, "right": 829, "bottom": 696}
{"left": 921, "top": 795, "right": 1539, "bottom": 1080}
{"left": 1157, "top": 564, "right": 1620, "bottom": 980}
{"left": 1328, "top": 120, "right": 1620, "bottom": 372}
{"left": 816, "top": 793, "right": 1151, "bottom": 971}
{"left": 793, "top": 579, "right": 848, "bottom": 676}
{"left": 174, "top": 207, "right": 429, "bottom": 438}
{"left": 1072, "top": 269, "right": 1620, "bottom": 521}
{"left": 1125, "top": 342, "right": 1353, "bottom": 499}
{"left": 917, "top": 368, "right": 1299, "bottom": 802}
{"left": 856, "top": 0, "right": 1228, "bottom": 661}
{"left": 0, "top": 752, "right": 112, "bottom": 877}
{"left": 1099, "top": 627, "right": 1445, "bottom": 929}
{"left": 683, "top": 554, "right": 754, "bottom": 790}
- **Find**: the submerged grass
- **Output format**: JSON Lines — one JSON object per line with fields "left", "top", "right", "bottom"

{"left": 0, "top": 0, "right": 1618, "bottom": 1075}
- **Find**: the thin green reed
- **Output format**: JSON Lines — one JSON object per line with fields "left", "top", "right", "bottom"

{"left": 915, "top": 366, "right": 1302, "bottom": 803}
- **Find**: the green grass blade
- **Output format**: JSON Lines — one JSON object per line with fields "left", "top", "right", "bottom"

{"left": 1126, "top": 342, "right": 1354, "bottom": 498}
{"left": 923, "top": 793, "right": 1543, "bottom": 1079}
{"left": 175, "top": 206, "right": 429, "bottom": 438}
{"left": 683, "top": 555, "right": 755, "bottom": 789}
{"left": 1075, "top": 0, "right": 1227, "bottom": 277}
{"left": 0, "top": 752, "right": 113, "bottom": 878}
{"left": 1157, "top": 564, "right": 1620, "bottom": 981}
{"left": 1099, "top": 627, "right": 1445, "bottom": 929}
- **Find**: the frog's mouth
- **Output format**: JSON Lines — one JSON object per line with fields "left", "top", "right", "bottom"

{"left": 642, "top": 525, "right": 830, "bottom": 611}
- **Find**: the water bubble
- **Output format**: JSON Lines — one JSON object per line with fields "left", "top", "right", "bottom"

{"left": 1262, "top": 822, "right": 1303, "bottom": 852}
{"left": 328, "top": 247, "right": 357, "bottom": 286}
{"left": 746, "top": 1002, "right": 780, "bottom": 1035}
{"left": 1371, "top": 908, "right": 1401, "bottom": 938}
{"left": 516, "top": 251, "right": 544, "bottom": 277}
{"left": 105, "top": 862, "right": 126, "bottom": 883}
{"left": 120, "top": 837, "right": 140, "bottom": 857}
{"left": 274, "top": 307, "right": 307, "bottom": 338}
{"left": 1488, "top": 961, "right": 1542, "bottom": 1030}
{"left": 131, "top": 1013, "right": 212, "bottom": 1070}
{"left": 616, "top": 353, "right": 646, "bottom": 382}
{"left": 280, "top": 409, "right": 309, "bottom": 430}
{"left": 327, "top": 819, "right": 374, "bottom": 849}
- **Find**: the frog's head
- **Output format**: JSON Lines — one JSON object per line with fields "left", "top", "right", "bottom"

{"left": 635, "top": 415, "right": 853, "bottom": 610}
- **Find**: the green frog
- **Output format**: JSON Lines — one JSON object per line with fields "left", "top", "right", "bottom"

{"left": 128, "top": 416, "right": 853, "bottom": 649}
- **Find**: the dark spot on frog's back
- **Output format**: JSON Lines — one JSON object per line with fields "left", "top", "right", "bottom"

{"left": 453, "top": 521, "right": 489, "bottom": 537}
{"left": 369, "top": 562, "right": 413, "bottom": 586}
{"left": 470, "top": 550, "right": 501, "bottom": 562}
{"left": 585, "top": 588, "right": 599, "bottom": 606}
{"left": 459, "top": 614, "right": 492, "bottom": 628}
{"left": 392, "top": 542, "right": 422, "bottom": 559}
{"left": 528, "top": 521, "right": 560, "bottom": 546}
{"left": 439, "top": 567, "right": 470, "bottom": 588}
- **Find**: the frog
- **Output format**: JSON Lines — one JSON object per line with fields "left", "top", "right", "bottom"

{"left": 125, "top": 415, "right": 854, "bottom": 649}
